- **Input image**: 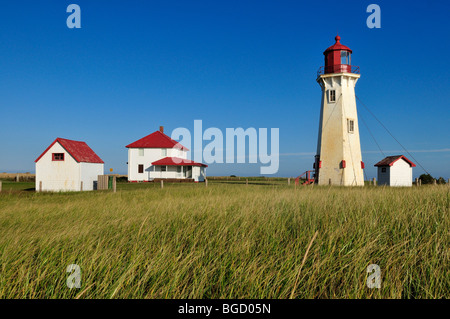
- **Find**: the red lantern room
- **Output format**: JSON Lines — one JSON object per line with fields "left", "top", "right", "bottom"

{"left": 318, "top": 35, "right": 359, "bottom": 76}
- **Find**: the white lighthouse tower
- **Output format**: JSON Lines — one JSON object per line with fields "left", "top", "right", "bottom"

{"left": 314, "top": 35, "right": 365, "bottom": 186}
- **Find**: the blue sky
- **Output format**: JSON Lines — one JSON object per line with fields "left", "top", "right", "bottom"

{"left": 0, "top": 0, "right": 449, "bottom": 179}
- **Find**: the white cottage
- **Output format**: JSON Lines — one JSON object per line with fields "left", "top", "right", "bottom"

{"left": 35, "top": 138, "right": 104, "bottom": 192}
{"left": 374, "top": 155, "right": 415, "bottom": 187}
{"left": 126, "top": 126, "right": 207, "bottom": 182}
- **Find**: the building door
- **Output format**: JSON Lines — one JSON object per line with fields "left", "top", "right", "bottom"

{"left": 186, "top": 166, "right": 192, "bottom": 178}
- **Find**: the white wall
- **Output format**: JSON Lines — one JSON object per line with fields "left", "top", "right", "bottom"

{"left": 36, "top": 142, "right": 80, "bottom": 192}
{"left": 192, "top": 166, "right": 206, "bottom": 182}
{"left": 390, "top": 159, "right": 412, "bottom": 186}
{"left": 128, "top": 147, "right": 188, "bottom": 181}
{"left": 80, "top": 162, "right": 104, "bottom": 191}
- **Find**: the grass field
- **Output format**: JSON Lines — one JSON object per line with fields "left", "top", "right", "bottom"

{"left": 0, "top": 180, "right": 448, "bottom": 298}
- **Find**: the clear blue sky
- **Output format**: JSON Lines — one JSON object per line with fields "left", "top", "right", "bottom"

{"left": 0, "top": 0, "right": 449, "bottom": 179}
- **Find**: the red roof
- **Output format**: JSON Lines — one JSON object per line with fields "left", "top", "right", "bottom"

{"left": 152, "top": 157, "right": 207, "bottom": 167}
{"left": 35, "top": 138, "right": 104, "bottom": 164}
{"left": 374, "top": 155, "right": 416, "bottom": 167}
{"left": 324, "top": 35, "right": 352, "bottom": 55}
{"left": 126, "top": 130, "right": 189, "bottom": 150}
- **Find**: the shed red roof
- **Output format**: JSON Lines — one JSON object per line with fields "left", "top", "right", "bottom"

{"left": 324, "top": 35, "right": 352, "bottom": 55}
{"left": 35, "top": 138, "right": 104, "bottom": 164}
{"left": 152, "top": 157, "right": 207, "bottom": 167}
{"left": 374, "top": 155, "right": 416, "bottom": 167}
{"left": 126, "top": 130, "right": 188, "bottom": 150}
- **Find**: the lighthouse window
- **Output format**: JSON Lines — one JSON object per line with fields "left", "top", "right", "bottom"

{"left": 341, "top": 51, "right": 350, "bottom": 65}
{"left": 329, "top": 90, "right": 336, "bottom": 102}
{"left": 347, "top": 119, "right": 355, "bottom": 133}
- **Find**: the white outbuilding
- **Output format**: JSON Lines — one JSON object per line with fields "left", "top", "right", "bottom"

{"left": 35, "top": 138, "right": 104, "bottom": 192}
{"left": 374, "top": 155, "right": 415, "bottom": 187}
{"left": 126, "top": 126, "right": 207, "bottom": 182}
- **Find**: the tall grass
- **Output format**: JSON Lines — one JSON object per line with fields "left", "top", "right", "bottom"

{"left": 0, "top": 183, "right": 448, "bottom": 298}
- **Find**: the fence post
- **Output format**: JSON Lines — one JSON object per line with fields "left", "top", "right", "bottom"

{"left": 161, "top": 180, "right": 164, "bottom": 189}
{"left": 372, "top": 178, "right": 376, "bottom": 186}
{"left": 205, "top": 179, "right": 208, "bottom": 187}
{"left": 0, "top": 181, "right": 2, "bottom": 193}
{"left": 39, "top": 181, "right": 42, "bottom": 192}
{"left": 80, "top": 181, "right": 83, "bottom": 191}
{"left": 329, "top": 178, "right": 331, "bottom": 185}
{"left": 113, "top": 176, "right": 116, "bottom": 193}
{"left": 16, "top": 174, "right": 19, "bottom": 182}
{"left": 433, "top": 179, "right": 437, "bottom": 185}
{"left": 288, "top": 178, "right": 290, "bottom": 185}
{"left": 419, "top": 179, "right": 422, "bottom": 186}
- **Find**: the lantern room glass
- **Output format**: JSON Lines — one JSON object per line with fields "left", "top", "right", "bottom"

{"left": 340, "top": 51, "right": 351, "bottom": 65}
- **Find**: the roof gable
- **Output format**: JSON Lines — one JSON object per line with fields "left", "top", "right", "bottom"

{"left": 35, "top": 138, "right": 104, "bottom": 164}
{"left": 374, "top": 155, "right": 416, "bottom": 167}
{"left": 126, "top": 130, "right": 189, "bottom": 150}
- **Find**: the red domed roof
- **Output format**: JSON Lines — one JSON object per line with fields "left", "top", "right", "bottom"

{"left": 323, "top": 35, "right": 352, "bottom": 55}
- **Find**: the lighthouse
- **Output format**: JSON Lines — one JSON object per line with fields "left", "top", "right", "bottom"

{"left": 314, "top": 35, "right": 364, "bottom": 186}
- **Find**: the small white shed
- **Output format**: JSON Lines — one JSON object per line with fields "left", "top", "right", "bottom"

{"left": 35, "top": 138, "right": 104, "bottom": 192}
{"left": 374, "top": 155, "right": 415, "bottom": 187}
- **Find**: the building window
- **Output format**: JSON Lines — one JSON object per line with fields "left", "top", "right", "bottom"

{"left": 347, "top": 119, "right": 355, "bottom": 133}
{"left": 381, "top": 167, "right": 386, "bottom": 173}
{"left": 161, "top": 165, "right": 167, "bottom": 172}
{"left": 138, "top": 149, "right": 144, "bottom": 156}
{"left": 161, "top": 149, "right": 167, "bottom": 157}
{"left": 52, "top": 153, "right": 64, "bottom": 161}
{"left": 177, "top": 166, "right": 182, "bottom": 173}
{"left": 341, "top": 51, "right": 350, "bottom": 65}
{"left": 138, "top": 164, "right": 144, "bottom": 174}
{"left": 329, "top": 90, "right": 336, "bottom": 103}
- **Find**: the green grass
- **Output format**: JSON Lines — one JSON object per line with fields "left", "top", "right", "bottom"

{"left": 0, "top": 181, "right": 35, "bottom": 192}
{"left": 0, "top": 181, "right": 448, "bottom": 298}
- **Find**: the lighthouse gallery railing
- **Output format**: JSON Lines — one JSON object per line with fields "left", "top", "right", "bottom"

{"left": 317, "top": 65, "right": 360, "bottom": 77}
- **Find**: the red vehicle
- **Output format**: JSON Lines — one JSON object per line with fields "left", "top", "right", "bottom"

{"left": 295, "top": 170, "right": 315, "bottom": 186}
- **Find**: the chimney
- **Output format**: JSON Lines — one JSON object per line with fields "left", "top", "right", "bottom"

{"left": 159, "top": 126, "right": 164, "bottom": 133}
